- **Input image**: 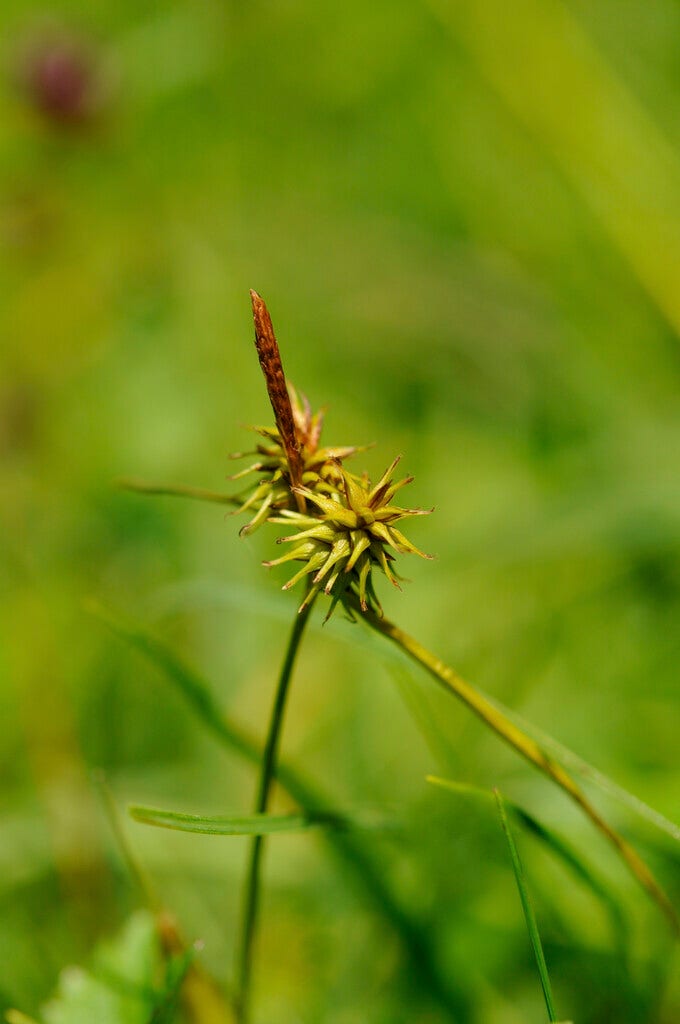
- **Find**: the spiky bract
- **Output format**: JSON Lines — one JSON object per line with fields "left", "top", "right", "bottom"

{"left": 263, "top": 457, "right": 432, "bottom": 620}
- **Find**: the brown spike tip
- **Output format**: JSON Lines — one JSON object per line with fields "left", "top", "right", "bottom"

{"left": 249, "top": 290, "right": 304, "bottom": 507}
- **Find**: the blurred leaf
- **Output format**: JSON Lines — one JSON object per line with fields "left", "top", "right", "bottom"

{"left": 146, "top": 948, "right": 192, "bottom": 1024}
{"left": 488, "top": 702, "right": 680, "bottom": 844}
{"left": 87, "top": 601, "right": 257, "bottom": 765}
{"left": 427, "top": 776, "right": 628, "bottom": 945}
{"left": 118, "top": 479, "right": 238, "bottom": 507}
{"left": 15, "top": 912, "right": 161, "bottom": 1024}
{"left": 431, "top": 0, "right": 680, "bottom": 338}
{"left": 360, "top": 603, "right": 679, "bottom": 933}
{"left": 12, "top": 911, "right": 196, "bottom": 1024}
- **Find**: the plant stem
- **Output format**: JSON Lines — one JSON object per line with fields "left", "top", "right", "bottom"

{"left": 97, "top": 603, "right": 469, "bottom": 1019}
{"left": 354, "top": 600, "right": 678, "bottom": 933}
{"left": 233, "top": 596, "right": 316, "bottom": 1024}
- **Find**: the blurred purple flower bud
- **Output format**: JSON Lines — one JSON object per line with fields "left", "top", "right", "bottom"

{"left": 17, "top": 27, "right": 111, "bottom": 128}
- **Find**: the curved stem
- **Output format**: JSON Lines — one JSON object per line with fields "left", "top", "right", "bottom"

{"left": 98, "top": 602, "right": 468, "bottom": 1019}
{"left": 234, "top": 596, "right": 316, "bottom": 1024}
{"left": 353, "top": 599, "right": 678, "bottom": 935}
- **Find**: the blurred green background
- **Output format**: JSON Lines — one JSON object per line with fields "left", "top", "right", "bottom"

{"left": 1, "top": 1, "right": 679, "bottom": 1021}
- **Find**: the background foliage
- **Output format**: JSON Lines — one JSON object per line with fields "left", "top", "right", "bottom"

{"left": 1, "top": 1, "right": 679, "bottom": 1021}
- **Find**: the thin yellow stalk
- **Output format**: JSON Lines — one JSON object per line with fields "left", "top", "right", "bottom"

{"left": 354, "top": 601, "right": 678, "bottom": 934}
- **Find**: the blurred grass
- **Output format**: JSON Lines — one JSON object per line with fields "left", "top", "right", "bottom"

{"left": 1, "top": 1, "right": 679, "bottom": 1021}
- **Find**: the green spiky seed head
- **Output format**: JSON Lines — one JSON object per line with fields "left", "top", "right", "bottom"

{"left": 263, "top": 456, "right": 432, "bottom": 620}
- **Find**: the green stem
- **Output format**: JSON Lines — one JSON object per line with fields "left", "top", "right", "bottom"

{"left": 233, "top": 597, "right": 316, "bottom": 1024}
{"left": 94, "top": 602, "right": 469, "bottom": 1018}
{"left": 354, "top": 600, "right": 678, "bottom": 934}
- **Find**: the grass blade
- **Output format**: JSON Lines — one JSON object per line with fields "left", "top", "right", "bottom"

{"left": 330, "top": 607, "right": 680, "bottom": 847}
{"left": 484, "top": 702, "right": 680, "bottom": 845}
{"left": 130, "top": 806, "right": 342, "bottom": 836}
{"left": 427, "top": 776, "right": 628, "bottom": 946}
{"left": 92, "top": 768, "right": 159, "bottom": 910}
{"left": 357, "top": 603, "right": 679, "bottom": 933}
{"left": 149, "top": 948, "right": 194, "bottom": 1024}
{"left": 494, "top": 789, "right": 559, "bottom": 1023}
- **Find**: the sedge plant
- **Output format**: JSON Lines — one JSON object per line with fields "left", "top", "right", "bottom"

{"left": 121, "top": 291, "right": 678, "bottom": 1023}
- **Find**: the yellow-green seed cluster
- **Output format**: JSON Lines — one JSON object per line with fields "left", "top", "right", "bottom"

{"left": 266, "top": 459, "right": 432, "bottom": 619}
{"left": 231, "top": 389, "right": 432, "bottom": 619}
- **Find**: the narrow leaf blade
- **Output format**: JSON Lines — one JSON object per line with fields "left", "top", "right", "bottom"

{"left": 427, "top": 775, "right": 628, "bottom": 943}
{"left": 494, "top": 789, "right": 559, "bottom": 1023}
{"left": 118, "top": 479, "right": 239, "bottom": 506}
{"left": 129, "top": 806, "right": 340, "bottom": 836}
{"left": 362, "top": 606, "right": 679, "bottom": 933}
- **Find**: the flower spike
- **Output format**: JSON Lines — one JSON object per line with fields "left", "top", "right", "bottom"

{"left": 250, "top": 290, "right": 304, "bottom": 501}
{"left": 230, "top": 292, "right": 433, "bottom": 619}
